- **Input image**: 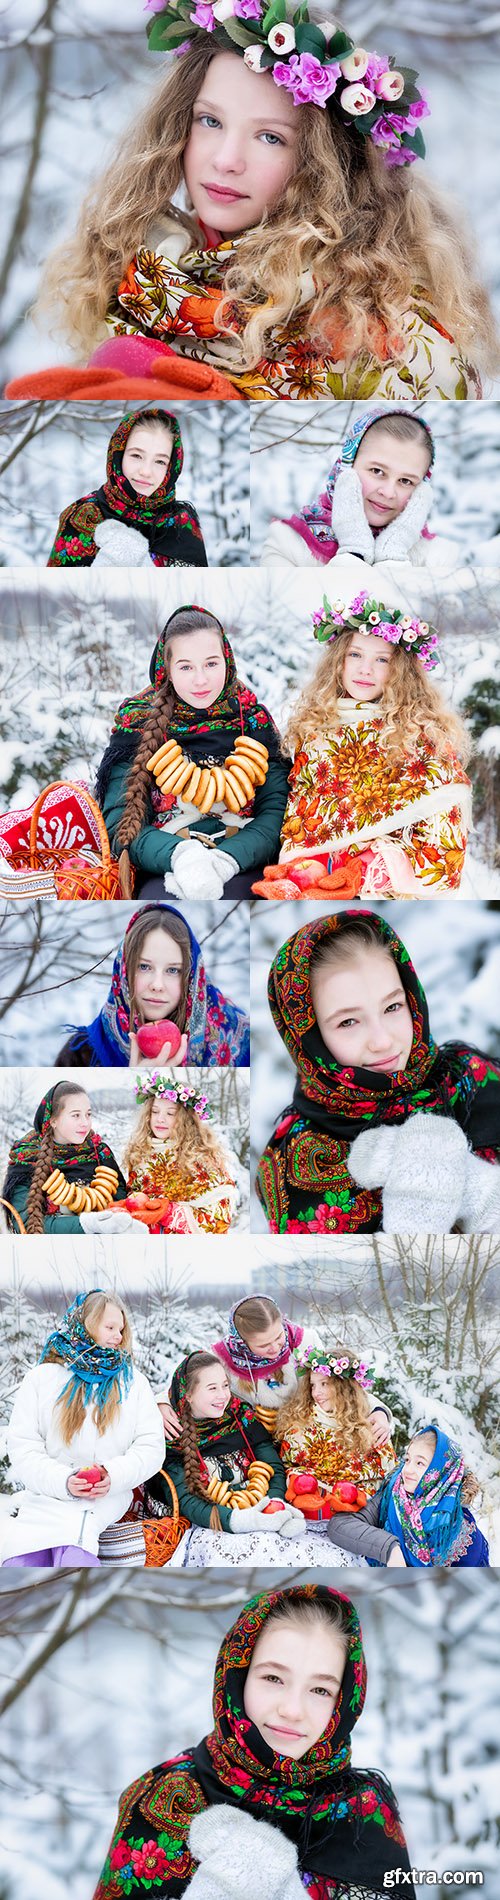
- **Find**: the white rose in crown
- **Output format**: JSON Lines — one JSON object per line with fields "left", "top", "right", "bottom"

{"left": 243, "top": 43, "right": 267, "bottom": 69}
{"left": 376, "top": 69, "right": 405, "bottom": 101}
{"left": 339, "top": 47, "right": 369, "bottom": 81}
{"left": 212, "top": 0, "right": 235, "bottom": 16}
{"left": 340, "top": 81, "right": 376, "bottom": 115}
{"left": 268, "top": 22, "right": 296, "bottom": 52}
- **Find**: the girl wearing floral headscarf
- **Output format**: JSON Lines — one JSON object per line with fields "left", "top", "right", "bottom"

{"left": 273, "top": 1343, "right": 396, "bottom": 1539}
{"left": 55, "top": 902, "right": 249, "bottom": 1068}
{"left": 47, "top": 408, "right": 208, "bottom": 568}
{"left": 253, "top": 593, "right": 472, "bottom": 902}
{"left": 2, "top": 1083, "right": 127, "bottom": 1235}
{"left": 326, "top": 1425, "right": 489, "bottom": 1569}
{"left": 2, "top": 1290, "right": 164, "bottom": 1568}
{"left": 123, "top": 1074, "right": 238, "bottom": 1234}
{"left": 262, "top": 409, "right": 458, "bottom": 576}
{"left": 256, "top": 910, "right": 500, "bottom": 1237}
{"left": 93, "top": 1582, "right": 415, "bottom": 1897}
{"left": 97, "top": 606, "right": 289, "bottom": 901}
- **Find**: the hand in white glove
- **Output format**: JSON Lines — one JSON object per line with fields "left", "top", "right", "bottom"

{"left": 93, "top": 520, "right": 151, "bottom": 567}
{"left": 458, "top": 1151, "right": 500, "bottom": 1234}
{"left": 229, "top": 1495, "right": 281, "bottom": 1534}
{"left": 187, "top": 1806, "right": 304, "bottom": 1900}
{"left": 330, "top": 465, "right": 375, "bottom": 563}
{"left": 374, "top": 481, "right": 432, "bottom": 562}
{"left": 273, "top": 1501, "right": 307, "bottom": 1539}
{"left": 169, "top": 841, "right": 238, "bottom": 900}
{"left": 349, "top": 1112, "right": 470, "bottom": 1233}
{"left": 79, "top": 1210, "right": 139, "bottom": 1234}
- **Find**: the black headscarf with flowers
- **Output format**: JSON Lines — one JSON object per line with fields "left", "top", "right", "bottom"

{"left": 93, "top": 1584, "right": 415, "bottom": 1898}
{"left": 48, "top": 407, "right": 207, "bottom": 567}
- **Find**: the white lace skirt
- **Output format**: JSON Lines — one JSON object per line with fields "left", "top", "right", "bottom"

{"left": 167, "top": 1526, "right": 360, "bottom": 1568}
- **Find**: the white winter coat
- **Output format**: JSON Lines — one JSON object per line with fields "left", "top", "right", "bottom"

{"left": 261, "top": 519, "right": 462, "bottom": 578}
{"left": 3, "top": 1362, "right": 165, "bottom": 1559}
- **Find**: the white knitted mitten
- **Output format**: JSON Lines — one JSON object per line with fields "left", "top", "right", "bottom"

{"left": 349, "top": 1112, "right": 470, "bottom": 1232}
{"left": 330, "top": 465, "right": 376, "bottom": 562}
{"left": 187, "top": 1807, "right": 304, "bottom": 1900}
{"left": 458, "top": 1151, "right": 500, "bottom": 1233}
{"left": 93, "top": 520, "right": 151, "bottom": 566}
{"left": 228, "top": 1496, "right": 281, "bottom": 1534}
{"left": 170, "top": 842, "right": 238, "bottom": 899}
{"left": 79, "top": 1210, "right": 139, "bottom": 1233}
{"left": 374, "top": 483, "right": 432, "bottom": 561}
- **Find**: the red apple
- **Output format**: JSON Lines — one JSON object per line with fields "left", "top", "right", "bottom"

{"left": 77, "top": 1464, "right": 104, "bottom": 1485}
{"left": 263, "top": 1499, "right": 286, "bottom": 1514}
{"left": 136, "top": 1020, "right": 182, "bottom": 1058}
{"left": 293, "top": 1472, "right": 317, "bottom": 1495}
{"left": 338, "top": 1482, "right": 359, "bottom": 1503}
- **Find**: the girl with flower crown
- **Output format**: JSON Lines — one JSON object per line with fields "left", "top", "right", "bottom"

{"left": 273, "top": 1344, "right": 397, "bottom": 1553}
{"left": 2, "top": 1083, "right": 128, "bottom": 1236}
{"left": 93, "top": 1582, "right": 415, "bottom": 1897}
{"left": 55, "top": 902, "right": 249, "bottom": 1068}
{"left": 253, "top": 594, "right": 471, "bottom": 901}
{"left": 2, "top": 1291, "right": 164, "bottom": 1568}
{"left": 97, "top": 605, "right": 289, "bottom": 901}
{"left": 47, "top": 408, "right": 208, "bottom": 569}
{"left": 123, "top": 1074, "right": 238, "bottom": 1233}
{"left": 325, "top": 1425, "right": 489, "bottom": 1569}
{"left": 261, "top": 408, "right": 460, "bottom": 576}
{"left": 146, "top": 1350, "right": 355, "bottom": 1568}
{"left": 29, "top": 8, "right": 498, "bottom": 404}
{"left": 256, "top": 910, "right": 500, "bottom": 1237}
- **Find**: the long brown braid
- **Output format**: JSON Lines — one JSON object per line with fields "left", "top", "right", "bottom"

{"left": 26, "top": 1084, "right": 90, "bottom": 1236}
{"left": 115, "top": 610, "right": 226, "bottom": 851}
{"left": 178, "top": 1351, "right": 234, "bottom": 1532}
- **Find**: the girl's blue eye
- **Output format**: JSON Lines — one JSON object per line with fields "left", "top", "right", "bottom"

{"left": 260, "top": 131, "right": 285, "bottom": 146}
{"left": 197, "top": 113, "right": 220, "bottom": 128}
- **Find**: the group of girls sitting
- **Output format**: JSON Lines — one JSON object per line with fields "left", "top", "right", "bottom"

{"left": 3, "top": 1292, "right": 488, "bottom": 1573}
{"left": 93, "top": 1582, "right": 416, "bottom": 1900}
{"left": 256, "top": 910, "right": 500, "bottom": 1237}
{"left": 2, "top": 1076, "right": 238, "bottom": 1237}
{"left": 14, "top": 2, "right": 498, "bottom": 404}
{"left": 54, "top": 901, "right": 249, "bottom": 1068}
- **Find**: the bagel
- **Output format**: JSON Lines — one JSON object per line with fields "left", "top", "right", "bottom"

{"left": 224, "top": 762, "right": 254, "bottom": 803}
{"left": 235, "top": 736, "right": 268, "bottom": 759}
{"left": 42, "top": 1169, "right": 64, "bottom": 1194}
{"left": 224, "top": 770, "right": 247, "bottom": 811}
{"left": 212, "top": 766, "right": 226, "bottom": 802}
{"left": 191, "top": 767, "right": 211, "bottom": 807}
{"left": 147, "top": 741, "right": 182, "bottom": 771}
{"left": 198, "top": 773, "right": 217, "bottom": 815}
{"left": 231, "top": 750, "right": 267, "bottom": 785}
{"left": 184, "top": 764, "right": 202, "bottom": 804}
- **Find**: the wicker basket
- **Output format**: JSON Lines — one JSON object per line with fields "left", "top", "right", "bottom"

{"left": 0, "top": 1198, "right": 27, "bottom": 1234}
{"left": 5, "top": 781, "right": 125, "bottom": 901}
{"left": 98, "top": 1472, "right": 189, "bottom": 1567}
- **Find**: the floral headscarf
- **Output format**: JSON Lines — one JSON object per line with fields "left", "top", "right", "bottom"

{"left": 214, "top": 1306, "right": 304, "bottom": 1382}
{"left": 378, "top": 1423, "right": 465, "bottom": 1566}
{"left": 2, "top": 1086, "right": 127, "bottom": 1216}
{"left": 48, "top": 407, "right": 208, "bottom": 568}
{"left": 67, "top": 903, "right": 249, "bottom": 1067}
{"left": 284, "top": 407, "right": 435, "bottom": 561}
{"left": 39, "top": 1290, "right": 133, "bottom": 1418}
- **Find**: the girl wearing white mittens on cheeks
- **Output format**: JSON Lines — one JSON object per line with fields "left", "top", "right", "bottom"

{"left": 256, "top": 910, "right": 500, "bottom": 1238}
{"left": 97, "top": 606, "right": 289, "bottom": 900}
{"left": 123, "top": 1074, "right": 238, "bottom": 1235}
{"left": 262, "top": 408, "right": 458, "bottom": 579}
{"left": 2, "top": 1292, "right": 165, "bottom": 1569}
{"left": 47, "top": 408, "right": 208, "bottom": 568}
{"left": 93, "top": 1583, "right": 415, "bottom": 1899}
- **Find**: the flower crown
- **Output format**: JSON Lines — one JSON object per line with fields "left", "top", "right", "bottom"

{"left": 145, "top": 0, "right": 429, "bottom": 165}
{"left": 312, "top": 591, "right": 440, "bottom": 670}
{"left": 297, "top": 1344, "right": 374, "bottom": 1389}
{"left": 135, "top": 1070, "right": 212, "bottom": 1119}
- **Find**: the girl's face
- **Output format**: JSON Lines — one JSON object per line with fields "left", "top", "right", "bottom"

{"left": 52, "top": 1094, "right": 92, "bottom": 1146}
{"left": 402, "top": 1434, "right": 436, "bottom": 1494}
{"left": 134, "top": 928, "right": 184, "bottom": 1021}
{"left": 183, "top": 53, "right": 299, "bottom": 236}
{"left": 150, "top": 1097, "right": 178, "bottom": 1140}
{"left": 168, "top": 628, "right": 226, "bottom": 710}
{"left": 244, "top": 1319, "right": 287, "bottom": 1362}
{"left": 311, "top": 947, "right": 414, "bottom": 1075}
{"left": 310, "top": 1368, "right": 335, "bottom": 1408}
{"left": 243, "top": 1618, "right": 347, "bottom": 1759}
{"left": 121, "top": 423, "right": 174, "bottom": 496}
{"left": 189, "top": 1363, "right": 231, "bottom": 1419}
{"left": 342, "top": 631, "right": 394, "bottom": 703}
{"left": 91, "top": 1302, "right": 125, "bottom": 1350}
{"left": 354, "top": 427, "right": 430, "bottom": 528}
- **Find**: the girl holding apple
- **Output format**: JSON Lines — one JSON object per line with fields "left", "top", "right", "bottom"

{"left": 123, "top": 1073, "right": 238, "bottom": 1234}
{"left": 55, "top": 902, "right": 249, "bottom": 1068}
{"left": 2, "top": 1292, "right": 164, "bottom": 1567}
{"left": 273, "top": 1343, "right": 398, "bottom": 1557}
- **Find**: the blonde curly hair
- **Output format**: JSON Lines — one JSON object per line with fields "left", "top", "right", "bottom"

{"left": 274, "top": 1357, "right": 373, "bottom": 1464}
{"left": 283, "top": 626, "right": 471, "bottom": 767}
{"left": 35, "top": 42, "right": 498, "bottom": 376}
{"left": 123, "top": 1097, "right": 232, "bottom": 1183}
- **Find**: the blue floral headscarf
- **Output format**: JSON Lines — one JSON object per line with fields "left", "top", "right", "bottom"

{"left": 40, "top": 1291, "right": 133, "bottom": 1417}
{"left": 285, "top": 406, "right": 435, "bottom": 560}
{"left": 378, "top": 1422, "right": 465, "bottom": 1565}
{"left": 64, "top": 903, "right": 249, "bottom": 1067}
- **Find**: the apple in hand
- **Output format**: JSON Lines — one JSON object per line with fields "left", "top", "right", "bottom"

{"left": 263, "top": 1499, "right": 286, "bottom": 1515}
{"left": 77, "top": 1464, "right": 105, "bottom": 1486}
{"left": 292, "top": 1472, "right": 316, "bottom": 1495}
{"left": 135, "top": 1020, "right": 182, "bottom": 1058}
{"left": 337, "top": 1482, "right": 359, "bottom": 1503}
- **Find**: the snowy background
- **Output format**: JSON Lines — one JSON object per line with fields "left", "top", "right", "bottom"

{"left": 0, "top": 3, "right": 499, "bottom": 381}
{"left": 0, "top": 899, "right": 250, "bottom": 1068}
{"left": 250, "top": 400, "right": 500, "bottom": 565}
{"left": 0, "top": 400, "right": 250, "bottom": 568}
{"left": 0, "top": 567, "right": 499, "bottom": 896}
{"left": 250, "top": 897, "right": 500, "bottom": 1212}
{"left": 0, "top": 1229, "right": 498, "bottom": 1558}
{"left": 0, "top": 1567, "right": 498, "bottom": 1900}
{"left": 0, "top": 1064, "right": 250, "bottom": 1233}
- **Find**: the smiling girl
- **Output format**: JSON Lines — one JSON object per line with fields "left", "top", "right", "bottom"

{"left": 325, "top": 1425, "right": 490, "bottom": 1569}
{"left": 31, "top": 7, "right": 497, "bottom": 402}
{"left": 253, "top": 594, "right": 471, "bottom": 901}
{"left": 123, "top": 1073, "right": 238, "bottom": 1234}
{"left": 2, "top": 1084, "right": 127, "bottom": 1235}
{"left": 47, "top": 408, "right": 207, "bottom": 568}
{"left": 55, "top": 902, "right": 249, "bottom": 1068}
{"left": 262, "top": 409, "right": 459, "bottom": 576}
